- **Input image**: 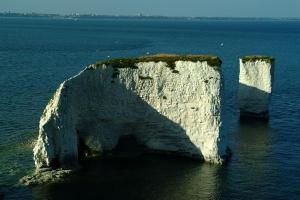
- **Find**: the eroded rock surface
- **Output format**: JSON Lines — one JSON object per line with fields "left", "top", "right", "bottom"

{"left": 238, "top": 56, "right": 274, "bottom": 119}
{"left": 20, "top": 169, "right": 73, "bottom": 186}
{"left": 33, "top": 55, "right": 228, "bottom": 172}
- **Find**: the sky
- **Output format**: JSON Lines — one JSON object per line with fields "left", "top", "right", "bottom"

{"left": 1, "top": 0, "right": 300, "bottom": 18}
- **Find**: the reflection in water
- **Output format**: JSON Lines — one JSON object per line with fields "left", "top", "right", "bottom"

{"left": 11, "top": 121, "right": 280, "bottom": 200}
{"left": 31, "top": 155, "right": 222, "bottom": 200}
{"left": 1, "top": 120, "right": 292, "bottom": 200}
{"left": 223, "top": 120, "right": 279, "bottom": 199}
{"left": 2, "top": 118, "right": 286, "bottom": 200}
{"left": 236, "top": 120, "right": 272, "bottom": 166}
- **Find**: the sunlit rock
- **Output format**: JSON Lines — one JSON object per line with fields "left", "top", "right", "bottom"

{"left": 238, "top": 56, "right": 275, "bottom": 119}
{"left": 33, "top": 54, "right": 228, "bottom": 173}
{"left": 19, "top": 169, "right": 73, "bottom": 186}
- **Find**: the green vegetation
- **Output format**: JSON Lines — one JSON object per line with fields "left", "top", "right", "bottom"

{"left": 96, "top": 54, "right": 222, "bottom": 72}
{"left": 95, "top": 54, "right": 221, "bottom": 80}
{"left": 241, "top": 55, "right": 274, "bottom": 64}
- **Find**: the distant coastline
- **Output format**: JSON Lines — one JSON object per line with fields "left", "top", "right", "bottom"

{"left": 1, "top": 12, "right": 300, "bottom": 21}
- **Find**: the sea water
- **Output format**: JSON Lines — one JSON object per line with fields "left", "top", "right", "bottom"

{"left": 0, "top": 17, "right": 300, "bottom": 199}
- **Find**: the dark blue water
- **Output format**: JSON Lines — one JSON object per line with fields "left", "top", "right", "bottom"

{"left": 0, "top": 17, "right": 300, "bottom": 199}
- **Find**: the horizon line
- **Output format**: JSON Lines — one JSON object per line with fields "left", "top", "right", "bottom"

{"left": 1, "top": 11, "right": 300, "bottom": 20}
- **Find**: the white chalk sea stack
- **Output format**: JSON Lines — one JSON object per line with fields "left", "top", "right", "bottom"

{"left": 33, "top": 55, "right": 228, "bottom": 172}
{"left": 238, "top": 56, "right": 274, "bottom": 119}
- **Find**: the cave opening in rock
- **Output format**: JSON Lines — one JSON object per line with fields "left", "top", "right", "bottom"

{"left": 78, "top": 134, "right": 147, "bottom": 162}
{"left": 78, "top": 138, "right": 100, "bottom": 162}
{"left": 111, "top": 135, "right": 147, "bottom": 158}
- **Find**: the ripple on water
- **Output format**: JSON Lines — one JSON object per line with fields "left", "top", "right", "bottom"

{"left": 0, "top": 131, "right": 36, "bottom": 186}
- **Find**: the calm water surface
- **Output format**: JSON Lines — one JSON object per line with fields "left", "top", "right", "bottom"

{"left": 0, "top": 17, "right": 300, "bottom": 199}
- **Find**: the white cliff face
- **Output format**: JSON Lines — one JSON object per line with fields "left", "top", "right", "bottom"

{"left": 33, "top": 57, "right": 228, "bottom": 170}
{"left": 238, "top": 57, "right": 274, "bottom": 118}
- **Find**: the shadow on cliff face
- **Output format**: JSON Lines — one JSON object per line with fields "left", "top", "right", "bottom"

{"left": 238, "top": 83, "right": 272, "bottom": 121}
{"left": 25, "top": 66, "right": 226, "bottom": 199}
{"left": 64, "top": 68, "right": 206, "bottom": 168}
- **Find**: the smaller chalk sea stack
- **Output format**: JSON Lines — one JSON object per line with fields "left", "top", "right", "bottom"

{"left": 238, "top": 56, "right": 275, "bottom": 119}
{"left": 32, "top": 54, "right": 229, "bottom": 177}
